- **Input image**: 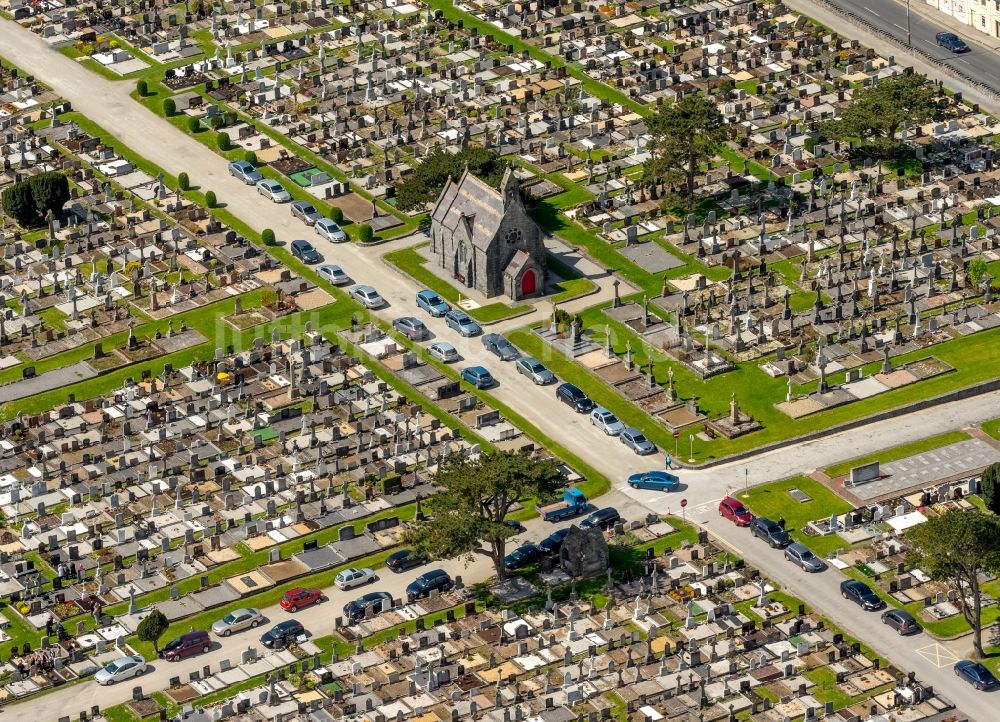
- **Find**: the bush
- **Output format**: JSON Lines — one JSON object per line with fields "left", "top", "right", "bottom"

{"left": 136, "top": 79, "right": 148, "bottom": 97}
{"left": 205, "top": 190, "right": 217, "bottom": 208}
{"left": 243, "top": 150, "right": 258, "bottom": 166}
{"left": 262, "top": 228, "right": 276, "bottom": 246}
{"left": 208, "top": 114, "right": 224, "bottom": 130}
{"left": 359, "top": 224, "right": 374, "bottom": 243}
{"left": 982, "top": 463, "right": 1000, "bottom": 515}
{"left": 187, "top": 116, "right": 200, "bottom": 133}
{"left": 178, "top": 172, "right": 190, "bottom": 191}
{"left": 216, "top": 131, "right": 231, "bottom": 151}
{"left": 136, "top": 609, "right": 168, "bottom": 652}
{"left": 162, "top": 98, "right": 176, "bottom": 116}
{"left": 329, "top": 206, "right": 344, "bottom": 223}
{"left": 1, "top": 171, "right": 70, "bottom": 227}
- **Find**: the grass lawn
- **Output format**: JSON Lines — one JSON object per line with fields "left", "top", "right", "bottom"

{"left": 824, "top": 430, "right": 971, "bottom": 478}
{"left": 982, "top": 417, "right": 1000, "bottom": 441}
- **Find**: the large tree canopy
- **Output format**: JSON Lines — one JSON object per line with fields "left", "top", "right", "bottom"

{"left": 403, "top": 451, "right": 565, "bottom": 580}
{"left": 906, "top": 509, "right": 1000, "bottom": 657}
{"left": 980, "top": 462, "right": 1000, "bottom": 515}
{"left": 395, "top": 147, "right": 507, "bottom": 212}
{"left": 1, "top": 171, "right": 70, "bottom": 227}
{"left": 643, "top": 92, "right": 727, "bottom": 201}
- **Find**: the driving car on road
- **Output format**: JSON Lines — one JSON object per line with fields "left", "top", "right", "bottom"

{"left": 406, "top": 569, "right": 453, "bottom": 600}
{"left": 256, "top": 178, "right": 291, "bottom": 202}
{"left": 290, "top": 239, "right": 321, "bottom": 264}
{"left": 334, "top": 567, "right": 376, "bottom": 590}
{"left": 212, "top": 607, "right": 263, "bottom": 636}
{"left": 317, "top": 264, "right": 350, "bottom": 285}
{"left": 350, "top": 285, "right": 385, "bottom": 309}
{"left": 936, "top": 32, "right": 969, "bottom": 52}
{"left": 260, "top": 619, "right": 305, "bottom": 648}
{"left": 515, "top": 357, "right": 555, "bottom": 385}
{"left": 881, "top": 609, "right": 920, "bottom": 635}
{"left": 954, "top": 659, "right": 998, "bottom": 690}
{"left": 749, "top": 517, "right": 791, "bottom": 548}
{"left": 627, "top": 470, "right": 679, "bottom": 491}
{"left": 416, "top": 289, "right": 451, "bottom": 317}
{"left": 290, "top": 200, "right": 323, "bottom": 225}
{"left": 461, "top": 366, "right": 495, "bottom": 389}
{"left": 590, "top": 407, "right": 625, "bottom": 436}
{"left": 316, "top": 218, "right": 348, "bottom": 242}
{"left": 229, "top": 160, "right": 262, "bottom": 185}
{"left": 840, "top": 579, "right": 885, "bottom": 611}
{"left": 280, "top": 587, "right": 323, "bottom": 612}
{"left": 444, "top": 309, "right": 481, "bottom": 337}
{"left": 482, "top": 333, "right": 519, "bottom": 361}
{"left": 718, "top": 496, "right": 752, "bottom": 526}
{"left": 428, "top": 341, "right": 459, "bottom": 363}
{"left": 556, "top": 382, "right": 594, "bottom": 413}
{"left": 393, "top": 316, "right": 429, "bottom": 340}
{"left": 344, "top": 591, "right": 393, "bottom": 623}
{"left": 620, "top": 427, "right": 656, "bottom": 455}
{"left": 783, "top": 543, "right": 824, "bottom": 572}
{"left": 95, "top": 655, "right": 146, "bottom": 685}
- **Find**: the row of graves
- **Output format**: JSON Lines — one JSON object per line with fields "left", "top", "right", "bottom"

{"left": 0, "top": 332, "right": 523, "bottom": 703}
{"left": 106, "top": 533, "right": 955, "bottom": 722}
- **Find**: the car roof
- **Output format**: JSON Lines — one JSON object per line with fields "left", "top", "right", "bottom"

{"left": 431, "top": 341, "right": 455, "bottom": 350}
{"left": 843, "top": 579, "right": 868, "bottom": 589}
{"left": 417, "top": 289, "right": 438, "bottom": 298}
{"left": 559, "top": 382, "right": 584, "bottom": 394}
{"left": 467, "top": 366, "right": 488, "bottom": 374}
{"left": 787, "top": 542, "right": 809, "bottom": 553}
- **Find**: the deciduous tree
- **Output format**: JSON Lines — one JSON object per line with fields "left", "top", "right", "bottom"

{"left": 643, "top": 92, "right": 727, "bottom": 201}
{"left": 136, "top": 608, "right": 169, "bottom": 652}
{"left": 395, "top": 147, "right": 507, "bottom": 211}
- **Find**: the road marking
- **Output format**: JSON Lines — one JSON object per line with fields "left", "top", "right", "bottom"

{"left": 892, "top": 22, "right": 906, "bottom": 31}
{"left": 916, "top": 643, "right": 959, "bottom": 668}
{"left": 863, "top": 5, "right": 881, "bottom": 15}
{"left": 923, "top": 40, "right": 938, "bottom": 47}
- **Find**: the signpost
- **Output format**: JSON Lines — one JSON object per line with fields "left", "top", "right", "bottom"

{"left": 672, "top": 429, "right": 679, "bottom": 459}
{"left": 680, "top": 498, "right": 688, "bottom": 522}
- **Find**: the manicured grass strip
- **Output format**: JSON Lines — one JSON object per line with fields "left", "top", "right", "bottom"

{"left": 982, "top": 417, "right": 1000, "bottom": 442}
{"left": 824, "top": 430, "right": 971, "bottom": 478}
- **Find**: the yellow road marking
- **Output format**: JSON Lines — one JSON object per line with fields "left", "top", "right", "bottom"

{"left": 916, "top": 643, "right": 959, "bottom": 668}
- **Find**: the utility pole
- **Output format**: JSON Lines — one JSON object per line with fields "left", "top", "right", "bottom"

{"left": 906, "top": 0, "right": 912, "bottom": 46}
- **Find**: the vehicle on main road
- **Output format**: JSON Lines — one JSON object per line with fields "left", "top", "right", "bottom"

{"left": 581, "top": 506, "right": 621, "bottom": 532}
{"left": 350, "top": 285, "right": 385, "bottom": 309}
{"left": 537, "top": 487, "right": 589, "bottom": 522}
{"left": 317, "top": 264, "right": 350, "bottom": 285}
{"left": 385, "top": 548, "right": 427, "bottom": 573}
{"left": 538, "top": 528, "right": 571, "bottom": 556}
{"left": 212, "top": 607, "right": 263, "bottom": 636}
{"left": 590, "top": 407, "right": 625, "bottom": 436}
{"left": 482, "top": 333, "right": 519, "bottom": 361}
{"left": 406, "top": 569, "right": 453, "bottom": 600}
{"left": 256, "top": 178, "right": 291, "bottom": 202}
{"left": 316, "top": 218, "right": 348, "bottom": 243}
{"left": 620, "top": 427, "right": 656, "bottom": 455}
{"left": 749, "top": 517, "right": 791, "bottom": 548}
{"left": 393, "top": 316, "right": 429, "bottom": 341}
{"left": 718, "top": 497, "right": 752, "bottom": 526}
{"left": 881, "top": 609, "right": 920, "bottom": 635}
{"left": 936, "top": 32, "right": 969, "bottom": 52}
{"left": 515, "top": 357, "right": 555, "bottom": 385}
{"left": 280, "top": 587, "right": 323, "bottom": 612}
{"left": 344, "top": 591, "right": 393, "bottom": 623}
{"left": 428, "top": 341, "right": 459, "bottom": 363}
{"left": 784, "top": 543, "right": 824, "bottom": 572}
{"left": 504, "top": 543, "right": 543, "bottom": 570}
{"left": 229, "top": 160, "right": 262, "bottom": 185}
{"left": 290, "top": 200, "right": 323, "bottom": 225}
{"left": 162, "top": 630, "right": 211, "bottom": 661}
{"left": 627, "top": 470, "right": 679, "bottom": 491}
{"left": 290, "top": 239, "right": 321, "bottom": 264}
{"left": 954, "top": 659, "right": 998, "bottom": 690}
{"left": 416, "top": 289, "right": 451, "bottom": 317}
{"left": 461, "top": 366, "right": 495, "bottom": 389}
{"left": 260, "top": 619, "right": 305, "bottom": 648}
{"left": 95, "top": 654, "right": 146, "bottom": 685}
{"left": 840, "top": 579, "right": 885, "bottom": 611}
{"left": 556, "top": 382, "right": 594, "bottom": 413}
{"left": 444, "top": 309, "right": 481, "bottom": 337}
{"left": 334, "top": 567, "right": 376, "bottom": 590}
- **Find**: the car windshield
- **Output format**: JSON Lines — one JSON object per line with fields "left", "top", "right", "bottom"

{"left": 164, "top": 638, "right": 182, "bottom": 650}
{"left": 632, "top": 433, "right": 647, "bottom": 443}
{"left": 223, "top": 613, "right": 237, "bottom": 624}
{"left": 106, "top": 660, "right": 125, "bottom": 672}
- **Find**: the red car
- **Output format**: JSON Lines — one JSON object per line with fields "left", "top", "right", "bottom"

{"left": 719, "top": 497, "right": 753, "bottom": 526}
{"left": 280, "top": 587, "right": 323, "bottom": 612}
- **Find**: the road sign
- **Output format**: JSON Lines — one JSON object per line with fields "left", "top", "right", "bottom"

{"left": 672, "top": 429, "right": 680, "bottom": 439}
{"left": 680, "top": 499, "right": 688, "bottom": 508}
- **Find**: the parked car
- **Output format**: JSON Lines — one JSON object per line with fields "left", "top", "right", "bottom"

{"left": 316, "top": 218, "right": 348, "bottom": 242}
{"left": 749, "top": 517, "right": 791, "bottom": 548}
{"left": 627, "top": 471, "right": 679, "bottom": 491}
{"left": 936, "top": 32, "right": 969, "bottom": 52}
{"left": 350, "top": 285, "right": 385, "bottom": 309}
{"left": 783, "top": 543, "right": 824, "bottom": 572}
{"left": 445, "top": 309, "right": 481, "bottom": 337}
{"left": 504, "top": 543, "right": 543, "bottom": 570}
{"left": 161, "top": 630, "right": 211, "bottom": 661}
{"left": 385, "top": 548, "right": 427, "bottom": 573}
{"left": 620, "top": 427, "right": 656, "bottom": 455}
{"left": 580, "top": 506, "right": 621, "bottom": 532}
{"left": 317, "top": 264, "right": 350, "bottom": 285}
{"left": 840, "top": 579, "right": 885, "bottom": 611}
{"left": 461, "top": 366, "right": 495, "bottom": 389}
{"left": 406, "top": 569, "right": 453, "bottom": 600}
{"left": 556, "top": 383, "right": 594, "bottom": 413}
{"left": 290, "top": 200, "right": 323, "bottom": 225}
{"left": 95, "top": 655, "right": 146, "bottom": 685}
{"left": 718, "top": 497, "right": 752, "bottom": 526}
{"left": 344, "top": 591, "right": 393, "bottom": 623}
{"left": 590, "top": 407, "right": 625, "bottom": 436}
{"left": 280, "top": 587, "right": 323, "bottom": 612}
{"left": 428, "top": 341, "right": 459, "bottom": 363}
{"left": 290, "top": 239, "right": 321, "bottom": 264}
{"left": 260, "top": 619, "right": 305, "bottom": 648}
{"left": 504, "top": 519, "right": 526, "bottom": 534}
{"left": 881, "top": 609, "right": 920, "bottom": 635}
{"left": 212, "top": 607, "right": 263, "bottom": 636}
{"left": 538, "top": 528, "right": 571, "bottom": 556}
{"left": 334, "top": 567, "right": 376, "bottom": 590}
{"left": 416, "top": 289, "right": 451, "bottom": 317}
{"left": 954, "top": 659, "right": 998, "bottom": 690}
{"left": 482, "top": 333, "right": 519, "bottom": 361}
{"left": 229, "top": 160, "right": 262, "bottom": 185}
{"left": 515, "top": 357, "right": 555, "bottom": 385}
{"left": 393, "top": 316, "right": 429, "bottom": 340}
{"left": 256, "top": 178, "right": 291, "bottom": 202}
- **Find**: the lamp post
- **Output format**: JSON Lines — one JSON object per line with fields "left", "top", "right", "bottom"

{"left": 906, "top": 0, "right": 912, "bottom": 46}
{"left": 745, "top": 468, "right": 749, "bottom": 492}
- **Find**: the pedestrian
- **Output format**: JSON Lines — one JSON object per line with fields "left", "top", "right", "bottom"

{"left": 777, "top": 517, "right": 786, "bottom": 530}
{"left": 77, "top": 563, "right": 84, "bottom": 583}
{"left": 45, "top": 615, "right": 53, "bottom": 637}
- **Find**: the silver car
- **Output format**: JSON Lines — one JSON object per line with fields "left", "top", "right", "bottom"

{"left": 350, "top": 285, "right": 384, "bottom": 309}
{"left": 784, "top": 543, "right": 824, "bottom": 572}
{"left": 428, "top": 342, "right": 459, "bottom": 363}
{"left": 316, "top": 218, "right": 348, "bottom": 242}
{"left": 515, "top": 357, "right": 555, "bottom": 385}
{"left": 94, "top": 654, "right": 146, "bottom": 685}
{"left": 212, "top": 607, "right": 263, "bottom": 636}
{"left": 256, "top": 179, "right": 291, "bottom": 203}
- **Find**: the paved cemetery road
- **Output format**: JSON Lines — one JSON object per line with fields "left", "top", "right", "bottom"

{"left": 3, "top": 18, "right": 1000, "bottom": 722}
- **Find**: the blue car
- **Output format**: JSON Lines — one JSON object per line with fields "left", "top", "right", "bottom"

{"left": 627, "top": 471, "right": 679, "bottom": 491}
{"left": 936, "top": 32, "right": 969, "bottom": 53}
{"left": 416, "top": 290, "right": 451, "bottom": 317}
{"left": 954, "top": 659, "right": 998, "bottom": 690}
{"left": 445, "top": 309, "right": 481, "bottom": 337}
{"left": 461, "top": 366, "right": 495, "bottom": 389}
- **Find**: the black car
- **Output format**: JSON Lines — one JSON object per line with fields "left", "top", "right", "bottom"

{"left": 580, "top": 507, "right": 621, "bottom": 532}
{"left": 344, "top": 591, "right": 393, "bottom": 623}
{"left": 504, "top": 543, "right": 543, "bottom": 570}
{"left": 260, "top": 619, "right": 305, "bottom": 648}
{"left": 839, "top": 579, "right": 885, "bottom": 611}
{"left": 504, "top": 519, "right": 526, "bottom": 534}
{"left": 881, "top": 609, "right": 920, "bottom": 635}
{"left": 385, "top": 549, "right": 427, "bottom": 573}
{"left": 936, "top": 32, "right": 969, "bottom": 53}
{"left": 954, "top": 659, "right": 999, "bottom": 690}
{"left": 538, "top": 528, "right": 570, "bottom": 556}
{"left": 556, "top": 383, "right": 594, "bottom": 413}
{"left": 406, "top": 569, "right": 453, "bottom": 600}
{"left": 290, "top": 239, "right": 321, "bottom": 264}
{"left": 749, "top": 517, "right": 791, "bottom": 548}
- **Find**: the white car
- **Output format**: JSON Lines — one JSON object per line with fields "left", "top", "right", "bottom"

{"left": 334, "top": 567, "right": 376, "bottom": 590}
{"left": 316, "top": 218, "right": 348, "bottom": 242}
{"left": 317, "top": 264, "right": 350, "bottom": 285}
{"left": 95, "top": 654, "right": 146, "bottom": 685}
{"left": 256, "top": 179, "right": 291, "bottom": 203}
{"left": 590, "top": 407, "right": 625, "bottom": 436}
{"left": 351, "top": 285, "right": 384, "bottom": 309}
{"left": 428, "top": 341, "right": 459, "bottom": 363}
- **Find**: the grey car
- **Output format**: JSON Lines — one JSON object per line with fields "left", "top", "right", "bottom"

{"left": 784, "top": 543, "right": 824, "bottom": 572}
{"left": 750, "top": 517, "right": 791, "bottom": 548}
{"left": 393, "top": 316, "right": 428, "bottom": 340}
{"left": 482, "top": 333, "right": 519, "bottom": 360}
{"left": 212, "top": 607, "right": 263, "bottom": 636}
{"left": 620, "top": 427, "right": 656, "bottom": 455}
{"left": 229, "top": 160, "right": 262, "bottom": 185}
{"left": 515, "top": 357, "right": 555, "bottom": 385}
{"left": 291, "top": 200, "right": 323, "bottom": 225}
{"left": 428, "top": 342, "right": 459, "bottom": 363}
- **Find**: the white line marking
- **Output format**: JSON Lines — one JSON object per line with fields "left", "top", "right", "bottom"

{"left": 863, "top": 5, "right": 881, "bottom": 16}
{"left": 892, "top": 23, "right": 906, "bottom": 31}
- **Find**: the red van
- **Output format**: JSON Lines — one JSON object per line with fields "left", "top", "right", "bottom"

{"left": 162, "top": 630, "right": 211, "bottom": 661}
{"left": 719, "top": 497, "right": 753, "bottom": 526}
